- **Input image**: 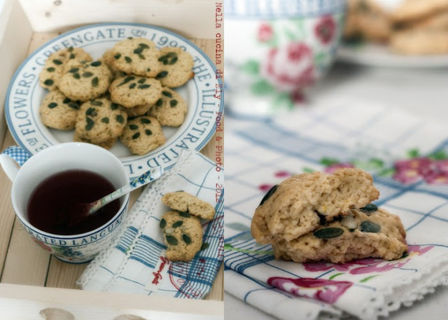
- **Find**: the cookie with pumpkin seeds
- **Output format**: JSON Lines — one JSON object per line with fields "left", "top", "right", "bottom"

{"left": 39, "top": 47, "right": 92, "bottom": 90}
{"left": 156, "top": 47, "right": 194, "bottom": 88}
{"left": 148, "top": 87, "right": 187, "bottom": 127}
{"left": 159, "top": 210, "right": 203, "bottom": 261}
{"left": 73, "top": 131, "right": 116, "bottom": 150}
{"left": 162, "top": 191, "right": 215, "bottom": 220}
{"left": 120, "top": 116, "right": 165, "bottom": 155}
{"left": 109, "top": 38, "right": 161, "bottom": 77}
{"left": 58, "top": 60, "right": 112, "bottom": 101}
{"left": 109, "top": 75, "right": 162, "bottom": 108}
{"left": 272, "top": 207, "right": 407, "bottom": 263}
{"left": 39, "top": 90, "right": 80, "bottom": 130}
{"left": 124, "top": 104, "right": 152, "bottom": 117}
{"left": 74, "top": 97, "right": 127, "bottom": 145}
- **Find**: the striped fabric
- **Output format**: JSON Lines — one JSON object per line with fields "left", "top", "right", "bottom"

{"left": 224, "top": 100, "right": 448, "bottom": 320}
{"left": 79, "top": 150, "right": 223, "bottom": 299}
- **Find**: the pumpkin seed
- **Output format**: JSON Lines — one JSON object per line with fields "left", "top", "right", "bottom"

{"left": 133, "top": 47, "right": 144, "bottom": 55}
{"left": 313, "top": 227, "right": 344, "bottom": 239}
{"left": 85, "top": 117, "right": 94, "bottom": 130}
{"left": 360, "top": 220, "right": 381, "bottom": 233}
{"left": 145, "top": 129, "right": 152, "bottom": 136}
{"left": 69, "top": 53, "right": 75, "bottom": 59}
{"left": 146, "top": 67, "right": 151, "bottom": 72}
{"left": 116, "top": 114, "right": 125, "bottom": 123}
{"left": 68, "top": 102, "right": 79, "bottom": 110}
{"left": 158, "top": 52, "right": 178, "bottom": 65}
{"left": 173, "top": 221, "right": 183, "bottom": 228}
{"left": 182, "top": 234, "right": 192, "bottom": 244}
{"left": 86, "top": 107, "right": 97, "bottom": 117}
{"left": 139, "top": 43, "right": 149, "bottom": 49}
{"left": 53, "top": 59, "right": 63, "bottom": 65}
{"left": 166, "top": 235, "right": 178, "bottom": 245}
{"left": 132, "top": 132, "right": 140, "bottom": 139}
{"left": 155, "top": 98, "right": 163, "bottom": 107}
{"left": 101, "top": 117, "right": 109, "bottom": 123}
{"left": 159, "top": 218, "right": 166, "bottom": 228}
{"left": 48, "top": 102, "right": 57, "bottom": 109}
{"left": 129, "top": 124, "right": 138, "bottom": 130}
{"left": 138, "top": 84, "right": 150, "bottom": 89}
{"left": 114, "top": 53, "right": 121, "bottom": 59}
{"left": 125, "top": 56, "right": 132, "bottom": 63}
{"left": 170, "top": 100, "right": 178, "bottom": 107}
{"left": 91, "top": 100, "right": 102, "bottom": 106}
{"left": 44, "top": 79, "right": 54, "bottom": 86}
{"left": 179, "top": 211, "right": 190, "bottom": 218}
{"left": 111, "top": 103, "right": 119, "bottom": 110}
{"left": 162, "top": 91, "right": 172, "bottom": 98}
{"left": 47, "top": 67, "right": 55, "bottom": 72}
{"left": 138, "top": 78, "right": 146, "bottom": 84}
{"left": 141, "top": 118, "right": 151, "bottom": 124}
{"left": 68, "top": 46, "right": 74, "bottom": 52}
{"left": 82, "top": 72, "right": 93, "bottom": 78}
{"left": 91, "top": 77, "right": 99, "bottom": 87}
{"left": 73, "top": 73, "right": 80, "bottom": 79}
{"left": 118, "top": 76, "right": 135, "bottom": 86}
{"left": 63, "top": 98, "right": 71, "bottom": 103}
{"left": 129, "top": 83, "right": 136, "bottom": 89}
{"left": 360, "top": 204, "right": 378, "bottom": 214}
{"left": 259, "top": 185, "right": 278, "bottom": 206}
{"left": 69, "top": 68, "right": 79, "bottom": 73}
{"left": 127, "top": 36, "right": 134, "bottom": 39}
{"left": 156, "top": 71, "right": 168, "bottom": 79}
{"left": 90, "top": 61, "right": 102, "bottom": 67}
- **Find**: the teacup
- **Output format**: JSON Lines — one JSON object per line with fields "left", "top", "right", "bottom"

{"left": 225, "top": 0, "right": 346, "bottom": 115}
{"left": 0, "top": 142, "right": 129, "bottom": 263}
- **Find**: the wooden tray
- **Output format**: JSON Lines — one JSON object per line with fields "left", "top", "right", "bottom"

{"left": 0, "top": 0, "right": 223, "bottom": 318}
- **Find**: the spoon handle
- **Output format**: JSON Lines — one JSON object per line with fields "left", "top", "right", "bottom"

{"left": 88, "top": 166, "right": 164, "bottom": 214}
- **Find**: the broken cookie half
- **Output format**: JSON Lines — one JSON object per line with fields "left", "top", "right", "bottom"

{"left": 251, "top": 168, "right": 407, "bottom": 263}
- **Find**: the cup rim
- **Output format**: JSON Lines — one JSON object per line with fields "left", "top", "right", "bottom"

{"left": 11, "top": 142, "right": 130, "bottom": 239}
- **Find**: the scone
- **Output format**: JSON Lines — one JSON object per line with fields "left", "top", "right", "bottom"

{"left": 251, "top": 169, "right": 379, "bottom": 244}
{"left": 109, "top": 75, "right": 162, "bottom": 108}
{"left": 160, "top": 210, "right": 203, "bottom": 261}
{"left": 39, "top": 47, "right": 92, "bottom": 90}
{"left": 273, "top": 207, "right": 407, "bottom": 263}
{"left": 74, "top": 98, "right": 127, "bottom": 146}
{"left": 108, "top": 38, "right": 161, "bottom": 77}
{"left": 156, "top": 47, "right": 194, "bottom": 88}
{"left": 39, "top": 90, "right": 80, "bottom": 130}
{"left": 148, "top": 88, "right": 187, "bottom": 127}
{"left": 162, "top": 191, "right": 215, "bottom": 220}
{"left": 58, "top": 60, "right": 112, "bottom": 101}
{"left": 120, "top": 116, "right": 165, "bottom": 155}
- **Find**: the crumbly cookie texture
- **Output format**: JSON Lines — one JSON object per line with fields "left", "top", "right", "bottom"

{"left": 272, "top": 207, "right": 407, "bottom": 263}
{"left": 74, "top": 97, "right": 127, "bottom": 145}
{"left": 148, "top": 87, "right": 187, "bottom": 127}
{"left": 39, "top": 90, "right": 80, "bottom": 130}
{"left": 120, "top": 116, "right": 165, "bottom": 155}
{"left": 160, "top": 210, "right": 203, "bottom": 261}
{"left": 156, "top": 47, "right": 194, "bottom": 88}
{"left": 251, "top": 168, "right": 380, "bottom": 244}
{"left": 39, "top": 47, "right": 92, "bottom": 90}
{"left": 109, "top": 38, "right": 161, "bottom": 77}
{"left": 58, "top": 60, "right": 112, "bottom": 101}
{"left": 392, "top": 0, "right": 448, "bottom": 23}
{"left": 125, "top": 104, "right": 152, "bottom": 117}
{"left": 162, "top": 191, "right": 215, "bottom": 220}
{"left": 109, "top": 75, "right": 162, "bottom": 108}
{"left": 390, "top": 29, "right": 448, "bottom": 55}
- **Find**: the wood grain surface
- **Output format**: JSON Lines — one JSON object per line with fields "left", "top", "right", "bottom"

{"left": 0, "top": 31, "right": 223, "bottom": 301}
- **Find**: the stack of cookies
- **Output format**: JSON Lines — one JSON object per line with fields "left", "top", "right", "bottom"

{"left": 159, "top": 191, "right": 215, "bottom": 261}
{"left": 39, "top": 37, "right": 193, "bottom": 155}
{"left": 344, "top": 0, "right": 448, "bottom": 55}
{"left": 251, "top": 168, "right": 408, "bottom": 263}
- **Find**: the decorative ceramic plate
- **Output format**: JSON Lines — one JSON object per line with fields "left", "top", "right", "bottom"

{"left": 5, "top": 23, "right": 222, "bottom": 178}
{"left": 338, "top": 43, "right": 448, "bottom": 68}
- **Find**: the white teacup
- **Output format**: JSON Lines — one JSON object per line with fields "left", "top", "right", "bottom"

{"left": 0, "top": 142, "right": 129, "bottom": 263}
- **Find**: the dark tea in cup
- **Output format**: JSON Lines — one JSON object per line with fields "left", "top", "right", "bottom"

{"left": 27, "top": 169, "right": 120, "bottom": 235}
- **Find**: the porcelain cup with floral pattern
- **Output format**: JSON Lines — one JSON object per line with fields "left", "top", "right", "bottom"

{"left": 225, "top": 0, "right": 346, "bottom": 115}
{"left": 0, "top": 142, "right": 129, "bottom": 263}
